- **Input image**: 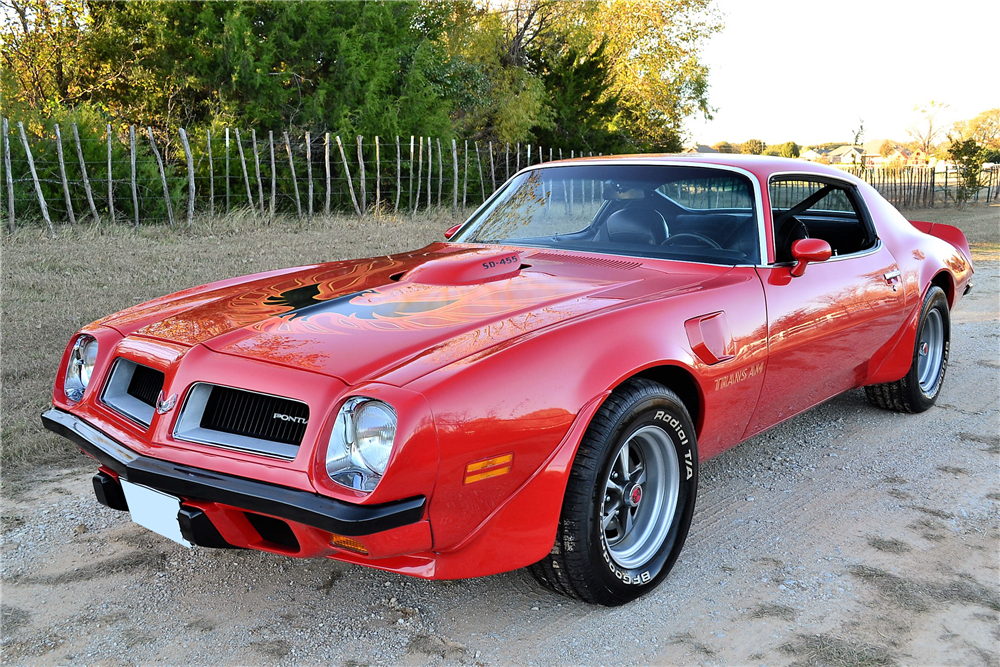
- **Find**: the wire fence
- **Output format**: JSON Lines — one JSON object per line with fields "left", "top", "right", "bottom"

{"left": 0, "top": 119, "right": 603, "bottom": 232}
{"left": 2, "top": 118, "right": 997, "bottom": 234}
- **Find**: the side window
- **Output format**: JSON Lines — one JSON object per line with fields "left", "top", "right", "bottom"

{"left": 655, "top": 176, "right": 760, "bottom": 263}
{"left": 769, "top": 177, "right": 875, "bottom": 262}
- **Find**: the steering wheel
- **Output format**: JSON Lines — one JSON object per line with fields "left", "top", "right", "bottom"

{"left": 662, "top": 232, "right": 722, "bottom": 249}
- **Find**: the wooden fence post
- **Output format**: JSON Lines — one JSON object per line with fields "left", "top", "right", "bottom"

{"left": 357, "top": 135, "right": 366, "bottom": 214}
{"left": 452, "top": 139, "right": 458, "bottom": 211}
{"left": 475, "top": 141, "right": 485, "bottom": 202}
{"left": 18, "top": 122, "right": 54, "bottom": 233}
{"left": 488, "top": 142, "right": 496, "bottom": 193}
{"left": 129, "top": 125, "right": 139, "bottom": 227}
{"left": 207, "top": 129, "right": 214, "bottom": 219}
{"left": 178, "top": 127, "right": 195, "bottom": 226}
{"left": 72, "top": 123, "right": 100, "bottom": 224}
{"left": 234, "top": 129, "right": 256, "bottom": 216}
{"left": 324, "top": 132, "right": 331, "bottom": 216}
{"left": 3, "top": 118, "right": 14, "bottom": 232}
{"left": 374, "top": 136, "right": 381, "bottom": 215}
{"left": 54, "top": 124, "right": 76, "bottom": 224}
{"left": 225, "top": 127, "right": 230, "bottom": 213}
{"left": 269, "top": 131, "right": 277, "bottom": 220}
{"left": 409, "top": 136, "right": 415, "bottom": 211}
{"left": 305, "top": 131, "right": 313, "bottom": 217}
{"left": 106, "top": 124, "right": 116, "bottom": 224}
{"left": 414, "top": 137, "right": 423, "bottom": 214}
{"left": 252, "top": 129, "right": 265, "bottom": 215}
{"left": 336, "top": 135, "right": 362, "bottom": 217}
{"left": 463, "top": 140, "right": 469, "bottom": 208}
{"left": 283, "top": 132, "right": 301, "bottom": 217}
{"left": 426, "top": 137, "right": 432, "bottom": 209}
{"left": 146, "top": 127, "right": 175, "bottom": 228}
{"left": 436, "top": 137, "right": 443, "bottom": 208}
{"left": 395, "top": 135, "right": 401, "bottom": 213}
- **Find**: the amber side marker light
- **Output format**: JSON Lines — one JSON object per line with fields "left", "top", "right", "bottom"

{"left": 329, "top": 534, "right": 368, "bottom": 554}
{"left": 464, "top": 453, "right": 513, "bottom": 484}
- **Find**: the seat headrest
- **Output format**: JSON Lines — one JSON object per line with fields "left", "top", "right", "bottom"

{"left": 605, "top": 209, "right": 667, "bottom": 245}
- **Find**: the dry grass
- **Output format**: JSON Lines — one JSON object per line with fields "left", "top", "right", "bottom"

{"left": 779, "top": 633, "right": 896, "bottom": 667}
{"left": 850, "top": 565, "right": 1000, "bottom": 613}
{"left": 0, "top": 210, "right": 460, "bottom": 472}
{"left": 749, "top": 602, "right": 798, "bottom": 621}
{"left": 867, "top": 537, "right": 912, "bottom": 554}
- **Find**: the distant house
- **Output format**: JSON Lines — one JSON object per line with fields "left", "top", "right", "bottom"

{"left": 828, "top": 145, "right": 863, "bottom": 164}
{"left": 862, "top": 140, "right": 915, "bottom": 166}
{"left": 683, "top": 144, "right": 720, "bottom": 154}
{"left": 799, "top": 148, "right": 829, "bottom": 161}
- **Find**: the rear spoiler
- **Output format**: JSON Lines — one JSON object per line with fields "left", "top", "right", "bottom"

{"left": 908, "top": 220, "right": 973, "bottom": 266}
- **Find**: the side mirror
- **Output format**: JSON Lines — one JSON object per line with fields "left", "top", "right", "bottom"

{"left": 790, "top": 238, "right": 831, "bottom": 277}
{"left": 444, "top": 224, "right": 461, "bottom": 240}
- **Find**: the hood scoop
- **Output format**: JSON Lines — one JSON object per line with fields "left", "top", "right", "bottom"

{"left": 401, "top": 248, "right": 523, "bottom": 286}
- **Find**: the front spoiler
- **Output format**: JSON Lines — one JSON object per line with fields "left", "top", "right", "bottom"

{"left": 41, "top": 408, "right": 425, "bottom": 537}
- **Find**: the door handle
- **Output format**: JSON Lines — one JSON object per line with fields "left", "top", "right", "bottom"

{"left": 883, "top": 269, "right": 901, "bottom": 291}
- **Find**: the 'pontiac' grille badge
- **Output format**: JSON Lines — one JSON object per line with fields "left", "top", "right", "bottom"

{"left": 156, "top": 391, "right": 178, "bottom": 415}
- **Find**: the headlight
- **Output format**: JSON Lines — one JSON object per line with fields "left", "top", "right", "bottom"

{"left": 64, "top": 335, "right": 98, "bottom": 402}
{"left": 326, "top": 397, "right": 397, "bottom": 492}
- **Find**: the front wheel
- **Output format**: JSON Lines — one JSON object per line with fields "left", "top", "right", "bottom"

{"left": 865, "top": 285, "right": 950, "bottom": 413}
{"left": 530, "top": 379, "right": 698, "bottom": 605}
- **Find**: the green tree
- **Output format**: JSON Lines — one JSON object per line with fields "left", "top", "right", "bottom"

{"left": 530, "top": 39, "right": 624, "bottom": 153}
{"left": 947, "top": 138, "right": 986, "bottom": 205}
{"left": 742, "top": 139, "right": 766, "bottom": 155}
{"left": 713, "top": 141, "right": 735, "bottom": 153}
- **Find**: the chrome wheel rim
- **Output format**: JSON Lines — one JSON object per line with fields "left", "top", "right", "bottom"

{"left": 600, "top": 425, "right": 679, "bottom": 569}
{"left": 917, "top": 308, "right": 945, "bottom": 393}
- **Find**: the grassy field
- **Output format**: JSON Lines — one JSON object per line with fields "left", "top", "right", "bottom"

{"left": 1, "top": 203, "right": 996, "bottom": 472}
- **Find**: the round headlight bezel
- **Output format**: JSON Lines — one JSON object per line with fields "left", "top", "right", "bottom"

{"left": 64, "top": 335, "right": 98, "bottom": 402}
{"left": 326, "top": 397, "right": 397, "bottom": 492}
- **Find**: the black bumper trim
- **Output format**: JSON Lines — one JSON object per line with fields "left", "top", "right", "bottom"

{"left": 42, "top": 408, "right": 425, "bottom": 537}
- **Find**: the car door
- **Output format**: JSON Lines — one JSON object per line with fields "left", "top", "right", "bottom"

{"left": 745, "top": 175, "right": 906, "bottom": 438}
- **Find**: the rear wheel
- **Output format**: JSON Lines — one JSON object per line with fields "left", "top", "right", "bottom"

{"left": 865, "top": 285, "right": 950, "bottom": 413}
{"left": 530, "top": 378, "right": 698, "bottom": 605}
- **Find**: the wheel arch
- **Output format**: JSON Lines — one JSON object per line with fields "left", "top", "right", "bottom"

{"left": 629, "top": 364, "right": 703, "bottom": 438}
{"left": 930, "top": 270, "right": 954, "bottom": 308}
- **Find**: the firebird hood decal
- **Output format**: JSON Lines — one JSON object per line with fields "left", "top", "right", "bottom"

{"left": 103, "top": 245, "right": 725, "bottom": 384}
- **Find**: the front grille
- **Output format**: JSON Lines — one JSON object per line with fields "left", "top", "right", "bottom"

{"left": 127, "top": 364, "right": 165, "bottom": 407}
{"left": 174, "top": 383, "right": 308, "bottom": 459}
{"left": 101, "top": 359, "right": 165, "bottom": 427}
{"left": 200, "top": 385, "right": 309, "bottom": 447}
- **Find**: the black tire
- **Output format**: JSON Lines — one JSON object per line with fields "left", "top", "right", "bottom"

{"left": 865, "top": 285, "right": 950, "bottom": 413}
{"left": 530, "top": 378, "right": 698, "bottom": 606}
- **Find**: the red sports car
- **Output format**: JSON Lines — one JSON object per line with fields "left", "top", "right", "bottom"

{"left": 44, "top": 155, "right": 973, "bottom": 605}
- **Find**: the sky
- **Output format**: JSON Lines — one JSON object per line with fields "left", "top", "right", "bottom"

{"left": 684, "top": 0, "right": 999, "bottom": 148}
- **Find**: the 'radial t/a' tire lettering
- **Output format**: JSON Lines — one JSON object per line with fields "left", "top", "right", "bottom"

{"left": 530, "top": 378, "right": 698, "bottom": 605}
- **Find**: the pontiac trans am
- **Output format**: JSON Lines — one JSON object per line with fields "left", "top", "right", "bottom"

{"left": 43, "top": 155, "right": 973, "bottom": 605}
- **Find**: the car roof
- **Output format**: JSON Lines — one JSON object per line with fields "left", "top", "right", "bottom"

{"left": 534, "top": 153, "right": 865, "bottom": 187}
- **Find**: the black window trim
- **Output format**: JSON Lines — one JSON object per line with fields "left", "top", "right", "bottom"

{"left": 766, "top": 171, "right": 880, "bottom": 266}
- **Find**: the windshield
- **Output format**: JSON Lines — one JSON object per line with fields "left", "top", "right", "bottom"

{"left": 453, "top": 164, "right": 760, "bottom": 264}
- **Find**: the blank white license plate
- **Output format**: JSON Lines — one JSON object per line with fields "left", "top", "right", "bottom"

{"left": 120, "top": 479, "right": 192, "bottom": 548}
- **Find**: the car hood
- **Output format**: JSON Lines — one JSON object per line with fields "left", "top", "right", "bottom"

{"left": 99, "top": 244, "right": 729, "bottom": 385}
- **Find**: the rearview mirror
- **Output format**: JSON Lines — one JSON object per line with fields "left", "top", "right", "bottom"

{"left": 790, "top": 238, "right": 832, "bottom": 277}
{"left": 444, "top": 224, "right": 461, "bottom": 240}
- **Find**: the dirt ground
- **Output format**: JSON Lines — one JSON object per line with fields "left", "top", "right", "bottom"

{"left": 1, "top": 205, "right": 998, "bottom": 666}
